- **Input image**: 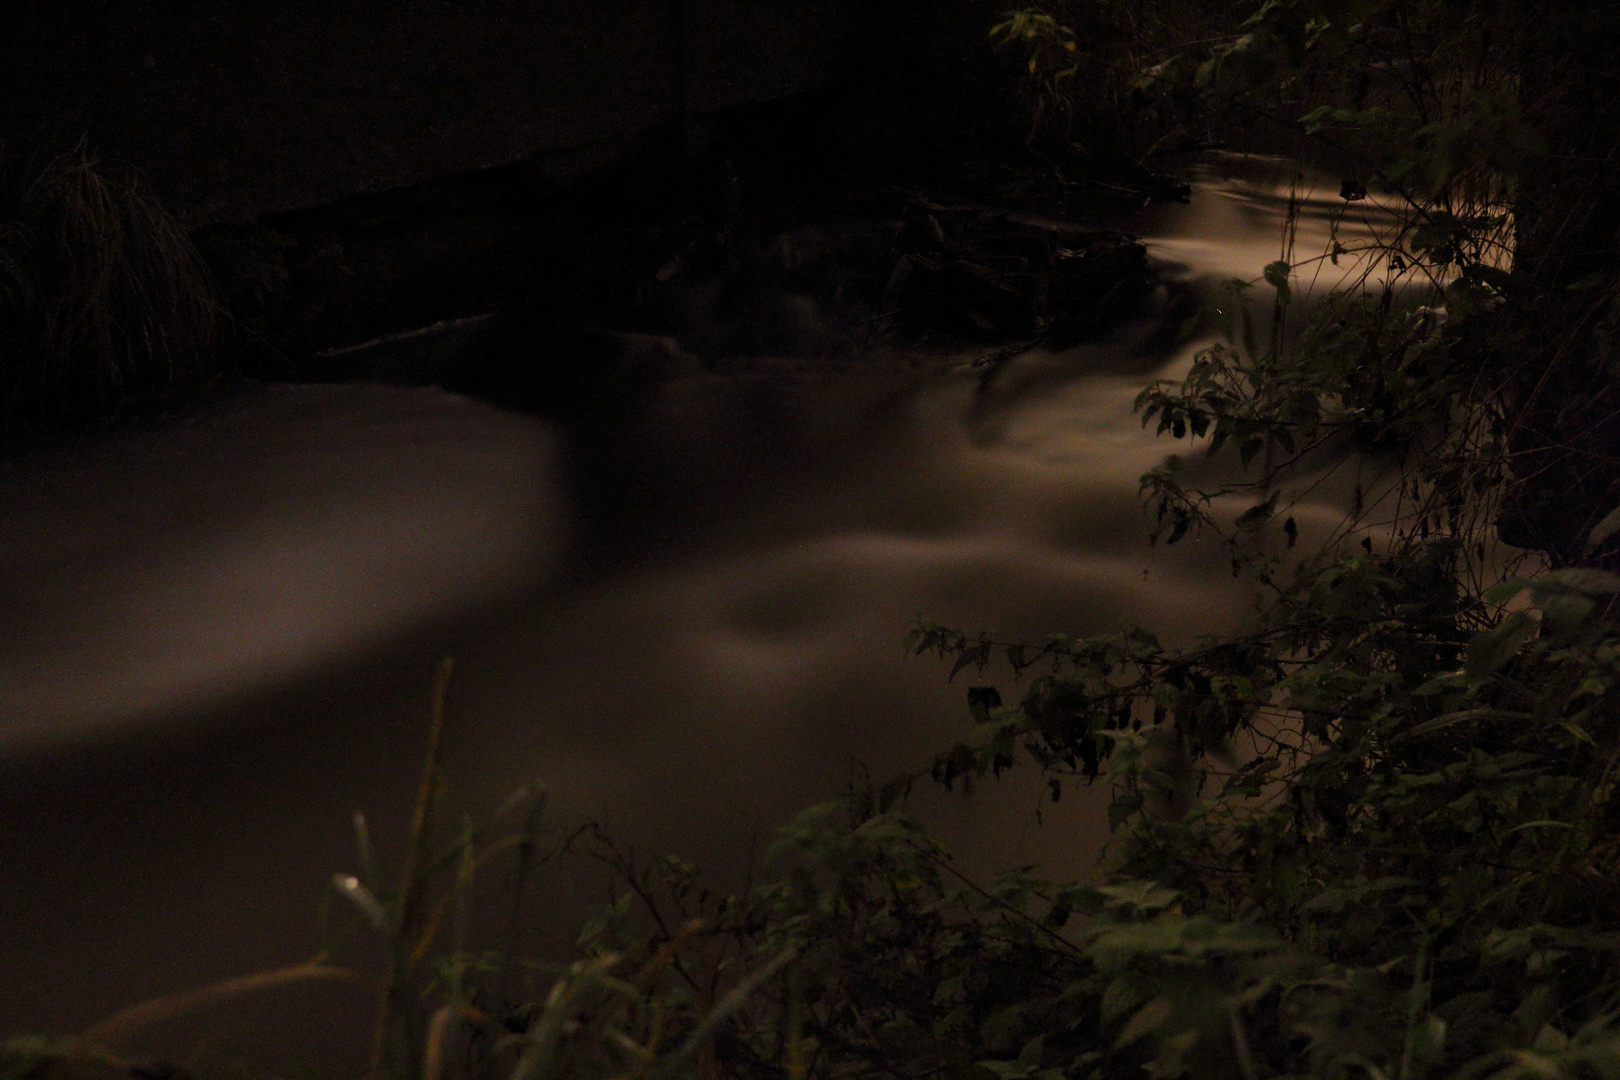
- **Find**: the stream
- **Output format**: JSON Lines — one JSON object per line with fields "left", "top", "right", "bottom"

{"left": 0, "top": 154, "right": 1404, "bottom": 1067}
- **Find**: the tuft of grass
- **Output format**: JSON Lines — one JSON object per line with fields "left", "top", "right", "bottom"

{"left": 1, "top": 659, "right": 801, "bottom": 1080}
{"left": 0, "top": 139, "right": 217, "bottom": 425}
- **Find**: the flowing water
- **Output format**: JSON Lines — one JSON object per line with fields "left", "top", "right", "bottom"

{"left": 0, "top": 155, "right": 1407, "bottom": 1066}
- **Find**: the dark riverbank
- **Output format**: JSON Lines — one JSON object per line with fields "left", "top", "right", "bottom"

{"left": 2, "top": 0, "right": 856, "bottom": 227}
{"left": 190, "top": 85, "right": 1181, "bottom": 388}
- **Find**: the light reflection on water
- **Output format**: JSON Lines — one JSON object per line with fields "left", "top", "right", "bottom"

{"left": 0, "top": 156, "right": 1394, "bottom": 1060}
{"left": 0, "top": 383, "right": 564, "bottom": 751}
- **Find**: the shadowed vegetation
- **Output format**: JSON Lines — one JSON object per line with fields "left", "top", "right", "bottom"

{"left": 0, "top": 140, "right": 216, "bottom": 425}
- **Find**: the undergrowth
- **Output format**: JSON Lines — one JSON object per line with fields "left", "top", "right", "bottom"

{"left": 0, "top": 140, "right": 217, "bottom": 425}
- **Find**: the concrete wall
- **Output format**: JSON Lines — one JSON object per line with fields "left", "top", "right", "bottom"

{"left": 3, "top": 0, "right": 856, "bottom": 226}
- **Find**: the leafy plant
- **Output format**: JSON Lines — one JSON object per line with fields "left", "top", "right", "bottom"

{"left": 990, "top": 0, "right": 1254, "bottom": 162}
{"left": 884, "top": 7, "right": 1620, "bottom": 1080}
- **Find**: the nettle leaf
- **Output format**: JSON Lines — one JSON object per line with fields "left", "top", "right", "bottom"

{"left": 1101, "top": 979, "right": 1147, "bottom": 1025}
{"left": 1300, "top": 105, "right": 1391, "bottom": 134}
{"left": 1166, "top": 509, "right": 1192, "bottom": 545}
{"left": 1302, "top": 886, "right": 1350, "bottom": 914}
{"left": 1484, "top": 578, "right": 1530, "bottom": 606}
{"left": 1462, "top": 263, "right": 1514, "bottom": 296}
{"left": 1238, "top": 434, "right": 1267, "bottom": 469}
{"left": 1408, "top": 1014, "right": 1448, "bottom": 1074}
{"left": 1093, "top": 880, "right": 1182, "bottom": 916}
{"left": 950, "top": 640, "right": 994, "bottom": 680}
{"left": 1539, "top": 593, "right": 1596, "bottom": 642}
{"left": 1533, "top": 568, "right": 1620, "bottom": 596}
{"left": 1116, "top": 997, "right": 1174, "bottom": 1048}
{"left": 1464, "top": 611, "right": 1539, "bottom": 680}
{"left": 1235, "top": 491, "right": 1281, "bottom": 530}
{"left": 1585, "top": 503, "right": 1620, "bottom": 552}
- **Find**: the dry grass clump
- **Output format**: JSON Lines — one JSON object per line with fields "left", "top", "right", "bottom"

{"left": 0, "top": 659, "right": 800, "bottom": 1080}
{"left": 0, "top": 139, "right": 217, "bottom": 424}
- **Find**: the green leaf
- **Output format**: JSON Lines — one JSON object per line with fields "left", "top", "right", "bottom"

{"left": 1539, "top": 593, "right": 1595, "bottom": 640}
{"left": 1463, "top": 612, "right": 1539, "bottom": 679}
{"left": 1406, "top": 1013, "right": 1448, "bottom": 1075}
{"left": 1462, "top": 263, "right": 1514, "bottom": 295}
{"left": 1235, "top": 491, "right": 1281, "bottom": 530}
{"left": 1303, "top": 887, "right": 1350, "bottom": 914}
{"left": 1117, "top": 997, "right": 1173, "bottom": 1048}
{"left": 1392, "top": 708, "right": 1534, "bottom": 743}
{"left": 1094, "top": 880, "right": 1182, "bottom": 915}
{"left": 1101, "top": 980, "right": 1146, "bottom": 1025}
{"left": 1535, "top": 568, "right": 1620, "bottom": 595}
{"left": 1484, "top": 578, "right": 1529, "bottom": 605}
{"left": 1586, "top": 503, "right": 1620, "bottom": 552}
